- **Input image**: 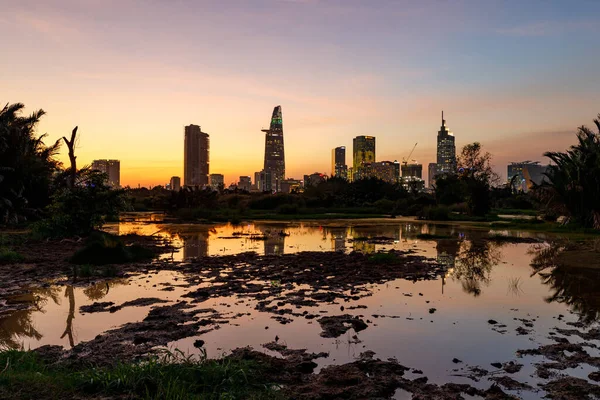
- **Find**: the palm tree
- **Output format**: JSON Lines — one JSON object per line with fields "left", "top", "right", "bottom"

{"left": 536, "top": 114, "right": 600, "bottom": 229}
{"left": 0, "top": 103, "right": 62, "bottom": 224}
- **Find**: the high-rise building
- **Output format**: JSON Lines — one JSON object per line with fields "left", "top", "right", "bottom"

{"left": 353, "top": 136, "right": 376, "bottom": 180}
{"left": 507, "top": 161, "right": 549, "bottom": 192}
{"left": 428, "top": 163, "right": 437, "bottom": 188}
{"left": 184, "top": 124, "right": 209, "bottom": 187}
{"left": 91, "top": 159, "right": 120, "bottom": 188}
{"left": 238, "top": 176, "right": 252, "bottom": 192}
{"left": 401, "top": 162, "right": 425, "bottom": 191}
{"left": 170, "top": 176, "right": 181, "bottom": 191}
{"left": 401, "top": 163, "right": 423, "bottom": 179}
{"left": 331, "top": 146, "right": 347, "bottom": 179}
{"left": 436, "top": 111, "right": 456, "bottom": 175}
{"left": 361, "top": 161, "right": 396, "bottom": 183}
{"left": 262, "top": 106, "right": 285, "bottom": 192}
{"left": 209, "top": 173, "right": 224, "bottom": 191}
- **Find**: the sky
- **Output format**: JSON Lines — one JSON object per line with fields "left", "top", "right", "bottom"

{"left": 2, "top": 0, "right": 600, "bottom": 187}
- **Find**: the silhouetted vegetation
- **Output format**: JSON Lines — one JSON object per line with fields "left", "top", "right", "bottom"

{"left": 534, "top": 114, "right": 600, "bottom": 229}
{"left": 0, "top": 102, "right": 129, "bottom": 237}
{"left": 0, "top": 103, "right": 61, "bottom": 224}
{"left": 70, "top": 232, "right": 154, "bottom": 265}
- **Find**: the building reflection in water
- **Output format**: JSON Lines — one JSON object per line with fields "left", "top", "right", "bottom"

{"left": 255, "top": 225, "right": 286, "bottom": 255}
{"left": 328, "top": 227, "right": 348, "bottom": 251}
{"left": 182, "top": 231, "right": 209, "bottom": 259}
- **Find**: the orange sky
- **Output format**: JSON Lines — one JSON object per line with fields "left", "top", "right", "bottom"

{"left": 2, "top": 0, "right": 599, "bottom": 187}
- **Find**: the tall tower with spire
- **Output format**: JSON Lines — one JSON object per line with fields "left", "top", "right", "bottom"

{"left": 436, "top": 111, "right": 456, "bottom": 175}
{"left": 262, "top": 105, "right": 285, "bottom": 192}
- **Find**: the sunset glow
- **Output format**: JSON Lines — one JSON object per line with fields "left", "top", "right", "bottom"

{"left": 2, "top": 0, "right": 599, "bottom": 186}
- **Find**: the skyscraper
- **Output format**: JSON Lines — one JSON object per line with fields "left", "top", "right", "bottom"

{"left": 353, "top": 136, "right": 376, "bottom": 181}
{"left": 262, "top": 105, "right": 285, "bottom": 192}
{"left": 184, "top": 124, "right": 209, "bottom": 187}
{"left": 428, "top": 162, "right": 437, "bottom": 188}
{"left": 170, "top": 176, "right": 181, "bottom": 191}
{"left": 331, "top": 146, "right": 347, "bottom": 179}
{"left": 436, "top": 111, "right": 456, "bottom": 175}
{"left": 91, "top": 159, "right": 120, "bottom": 188}
{"left": 209, "top": 173, "right": 224, "bottom": 191}
{"left": 238, "top": 176, "right": 252, "bottom": 191}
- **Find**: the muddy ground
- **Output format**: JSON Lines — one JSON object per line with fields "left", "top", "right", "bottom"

{"left": 2, "top": 235, "right": 600, "bottom": 399}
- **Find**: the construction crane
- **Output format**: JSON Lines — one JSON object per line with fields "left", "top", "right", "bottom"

{"left": 402, "top": 142, "right": 418, "bottom": 166}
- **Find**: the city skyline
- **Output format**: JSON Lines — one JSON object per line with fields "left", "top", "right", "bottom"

{"left": 2, "top": 1, "right": 599, "bottom": 186}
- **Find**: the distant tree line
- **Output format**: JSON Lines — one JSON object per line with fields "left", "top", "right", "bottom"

{"left": 2, "top": 101, "right": 599, "bottom": 232}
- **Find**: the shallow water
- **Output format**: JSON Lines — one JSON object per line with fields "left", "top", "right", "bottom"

{"left": 2, "top": 217, "right": 599, "bottom": 400}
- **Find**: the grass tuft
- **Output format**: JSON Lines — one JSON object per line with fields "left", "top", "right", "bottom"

{"left": 0, "top": 248, "right": 24, "bottom": 264}
{"left": 0, "top": 349, "right": 283, "bottom": 400}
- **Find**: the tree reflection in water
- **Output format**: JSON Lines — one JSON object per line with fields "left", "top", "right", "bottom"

{"left": 530, "top": 243, "right": 600, "bottom": 325}
{"left": 0, "top": 285, "right": 62, "bottom": 349}
{"left": 446, "top": 240, "right": 502, "bottom": 297}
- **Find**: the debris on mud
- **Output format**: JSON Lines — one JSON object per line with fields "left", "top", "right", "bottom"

{"left": 36, "top": 303, "right": 223, "bottom": 366}
{"left": 80, "top": 297, "right": 169, "bottom": 313}
{"left": 489, "top": 376, "right": 532, "bottom": 391}
{"left": 317, "top": 314, "right": 368, "bottom": 338}
{"left": 542, "top": 377, "right": 600, "bottom": 399}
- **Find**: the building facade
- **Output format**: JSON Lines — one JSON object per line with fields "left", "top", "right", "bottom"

{"left": 401, "top": 162, "right": 425, "bottom": 191}
{"left": 209, "top": 173, "right": 224, "bottom": 191}
{"left": 238, "top": 176, "right": 252, "bottom": 192}
{"left": 331, "top": 146, "right": 348, "bottom": 179}
{"left": 361, "top": 161, "right": 396, "bottom": 183}
{"left": 428, "top": 163, "right": 437, "bottom": 188}
{"left": 280, "top": 179, "right": 302, "bottom": 194}
{"left": 169, "top": 176, "right": 181, "bottom": 191}
{"left": 436, "top": 111, "right": 456, "bottom": 175}
{"left": 184, "top": 124, "right": 209, "bottom": 187}
{"left": 91, "top": 159, "right": 120, "bottom": 188}
{"left": 352, "top": 136, "right": 376, "bottom": 180}
{"left": 507, "top": 161, "right": 548, "bottom": 192}
{"left": 262, "top": 106, "right": 285, "bottom": 192}
{"left": 303, "top": 173, "right": 327, "bottom": 188}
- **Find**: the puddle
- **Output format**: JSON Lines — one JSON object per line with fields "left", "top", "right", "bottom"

{"left": 1, "top": 218, "right": 598, "bottom": 399}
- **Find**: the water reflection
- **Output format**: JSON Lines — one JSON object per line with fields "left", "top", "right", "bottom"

{"left": 449, "top": 240, "right": 503, "bottom": 297}
{"left": 530, "top": 244, "right": 600, "bottom": 325}
{"left": 0, "top": 286, "right": 62, "bottom": 349}
{"left": 256, "top": 226, "right": 286, "bottom": 255}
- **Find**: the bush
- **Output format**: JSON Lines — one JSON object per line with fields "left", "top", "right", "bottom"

{"left": 0, "top": 248, "right": 24, "bottom": 264}
{"left": 33, "top": 172, "right": 130, "bottom": 238}
{"left": 420, "top": 205, "right": 450, "bottom": 221}
{"left": 70, "top": 232, "right": 154, "bottom": 265}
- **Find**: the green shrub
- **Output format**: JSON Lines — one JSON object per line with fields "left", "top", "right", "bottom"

{"left": 0, "top": 248, "right": 24, "bottom": 264}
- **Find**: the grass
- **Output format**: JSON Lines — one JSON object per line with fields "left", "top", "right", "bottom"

{"left": 0, "top": 247, "right": 24, "bottom": 264}
{"left": 0, "top": 349, "right": 283, "bottom": 400}
{"left": 488, "top": 220, "right": 600, "bottom": 236}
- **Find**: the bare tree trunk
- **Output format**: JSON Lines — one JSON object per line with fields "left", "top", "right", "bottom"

{"left": 62, "top": 126, "right": 78, "bottom": 188}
